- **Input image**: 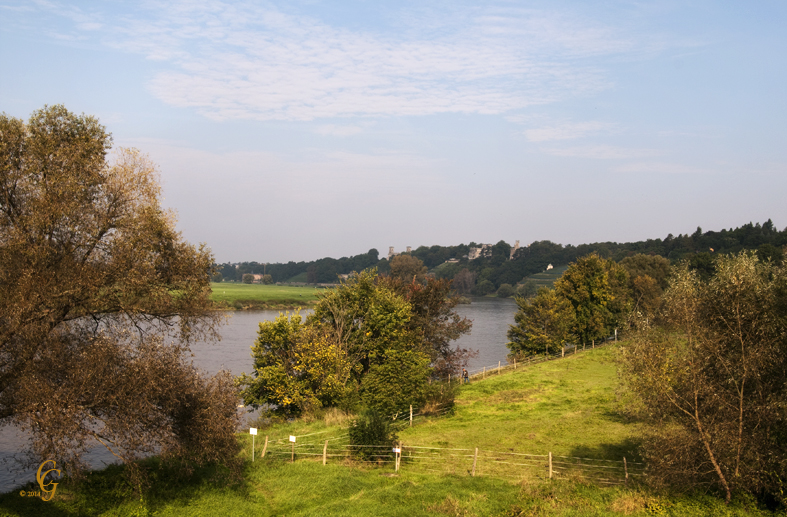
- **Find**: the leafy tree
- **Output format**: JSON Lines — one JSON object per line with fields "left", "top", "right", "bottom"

{"left": 0, "top": 106, "right": 239, "bottom": 484}
{"left": 507, "top": 288, "right": 574, "bottom": 357}
{"left": 237, "top": 313, "right": 351, "bottom": 416}
{"left": 621, "top": 253, "right": 787, "bottom": 505}
{"left": 389, "top": 254, "right": 428, "bottom": 283}
{"left": 475, "top": 279, "right": 495, "bottom": 296}
{"left": 360, "top": 349, "right": 431, "bottom": 416}
{"left": 379, "top": 275, "right": 474, "bottom": 379}
{"left": 516, "top": 279, "right": 538, "bottom": 299}
{"left": 242, "top": 273, "right": 254, "bottom": 284}
{"left": 554, "top": 253, "right": 616, "bottom": 345}
{"left": 260, "top": 273, "right": 273, "bottom": 284}
{"left": 496, "top": 283, "right": 515, "bottom": 298}
{"left": 452, "top": 268, "right": 476, "bottom": 294}
{"left": 211, "top": 270, "right": 223, "bottom": 283}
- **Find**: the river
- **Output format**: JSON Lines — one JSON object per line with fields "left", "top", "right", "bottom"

{"left": 0, "top": 297, "right": 517, "bottom": 492}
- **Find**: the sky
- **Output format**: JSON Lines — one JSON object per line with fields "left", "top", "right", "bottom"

{"left": 2, "top": 1, "right": 786, "bottom": 263}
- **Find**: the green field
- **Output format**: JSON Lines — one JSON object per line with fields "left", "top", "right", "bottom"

{"left": 210, "top": 282, "right": 325, "bottom": 309}
{"left": 0, "top": 345, "right": 775, "bottom": 516}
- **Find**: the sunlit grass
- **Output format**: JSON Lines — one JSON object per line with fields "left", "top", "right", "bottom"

{"left": 210, "top": 282, "right": 325, "bottom": 309}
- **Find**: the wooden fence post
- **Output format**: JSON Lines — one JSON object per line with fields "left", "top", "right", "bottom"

{"left": 323, "top": 440, "right": 328, "bottom": 465}
{"left": 472, "top": 447, "right": 478, "bottom": 477}
{"left": 498, "top": 360, "right": 501, "bottom": 374}
{"left": 624, "top": 457, "right": 628, "bottom": 485}
{"left": 549, "top": 452, "right": 553, "bottom": 479}
{"left": 410, "top": 405, "right": 413, "bottom": 426}
{"left": 592, "top": 339, "right": 595, "bottom": 349}
{"left": 514, "top": 358, "right": 517, "bottom": 370}
{"left": 562, "top": 347, "right": 565, "bottom": 358}
{"left": 483, "top": 366, "right": 486, "bottom": 379}
{"left": 262, "top": 436, "right": 268, "bottom": 458}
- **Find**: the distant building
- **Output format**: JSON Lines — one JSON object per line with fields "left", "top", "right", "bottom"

{"left": 546, "top": 264, "right": 553, "bottom": 271}
{"left": 388, "top": 246, "right": 412, "bottom": 260}
{"left": 468, "top": 244, "right": 492, "bottom": 260}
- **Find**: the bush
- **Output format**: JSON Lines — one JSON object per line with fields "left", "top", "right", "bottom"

{"left": 360, "top": 349, "right": 430, "bottom": 417}
{"left": 497, "top": 283, "right": 515, "bottom": 298}
{"left": 475, "top": 279, "right": 495, "bottom": 296}
{"left": 242, "top": 274, "right": 254, "bottom": 284}
{"left": 348, "top": 410, "right": 397, "bottom": 462}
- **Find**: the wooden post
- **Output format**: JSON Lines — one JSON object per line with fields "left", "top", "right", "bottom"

{"left": 549, "top": 452, "right": 553, "bottom": 479}
{"left": 514, "top": 358, "right": 517, "bottom": 370}
{"left": 410, "top": 405, "right": 413, "bottom": 427}
{"left": 498, "top": 360, "right": 501, "bottom": 374}
{"left": 592, "top": 339, "right": 595, "bottom": 349}
{"left": 262, "top": 436, "right": 268, "bottom": 458}
{"left": 472, "top": 447, "right": 478, "bottom": 477}
{"left": 615, "top": 328, "right": 618, "bottom": 343}
{"left": 291, "top": 442, "right": 294, "bottom": 463}
{"left": 449, "top": 373, "right": 451, "bottom": 383}
{"left": 624, "top": 457, "right": 628, "bottom": 485}
{"left": 323, "top": 440, "right": 328, "bottom": 465}
{"left": 252, "top": 434, "right": 255, "bottom": 462}
{"left": 483, "top": 366, "right": 486, "bottom": 379}
{"left": 562, "top": 347, "right": 565, "bottom": 358}
{"left": 395, "top": 442, "right": 401, "bottom": 472}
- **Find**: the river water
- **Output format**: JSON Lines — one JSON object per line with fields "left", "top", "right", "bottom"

{"left": 0, "top": 297, "right": 516, "bottom": 492}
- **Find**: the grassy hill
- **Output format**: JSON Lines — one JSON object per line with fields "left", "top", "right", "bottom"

{"left": 0, "top": 345, "right": 774, "bottom": 516}
{"left": 525, "top": 264, "right": 568, "bottom": 290}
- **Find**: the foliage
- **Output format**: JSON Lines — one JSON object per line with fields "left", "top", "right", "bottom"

{"left": 242, "top": 273, "right": 254, "bottom": 284}
{"left": 388, "top": 254, "right": 428, "bottom": 282}
{"left": 348, "top": 410, "right": 398, "bottom": 461}
{"left": 452, "top": 268, "right": 476, "bottom": 294}
{"left": 620, "top": 253, "right": 787, "bottom": 505}
{"left": 359, "top": 349, "right": 431, "bottom": 417}
{"left": 507, "top": 287, "right": 574, "bottom": 357}
{"left": 0, "top": 106, "right": 239, "bottom": 485}
{"left": 236, "top": 313, "right": 351, "bottom": 416}
{"left": 475, "top": 279, "right": 495, "bottom": 296}
{"left": 379, "top": 275, "right": 474, "bottom": 379}
{"left": 260, "top": 273, "right": 273, "bottom": 284}
{"left": 496, "top": 283, "right": 515, "bottom": 298}
{"left": 516, "top": 279, "right": 538, "bottom": 298}
{"left": 555, "top": 253, "right": 628, "bottom": 345}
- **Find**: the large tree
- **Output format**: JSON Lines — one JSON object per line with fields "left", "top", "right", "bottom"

{"left": 0, "top": 106, "right": 239, "bottom": 482}
{"left": 621, "top": 253, "right": 787, "bottom": 504}
{"left": 507, "top": 287, "right": 574, "bottom": 357}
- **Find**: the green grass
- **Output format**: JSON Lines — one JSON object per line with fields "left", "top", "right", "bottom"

{"left": 1, "top": 345, "right": 778, "bottom": 516}
{"left": 526, "top": 265, "right": 569, "bottom": 289}
{"left": 210, "top": 282, "right": 325, "bottom": 309}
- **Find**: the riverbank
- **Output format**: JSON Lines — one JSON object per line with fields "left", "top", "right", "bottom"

{"left": 1, "top": 345, "right": 775, "bottom": 516}
{"left": 210, "top": 282, "right": 324, "bottom": 310}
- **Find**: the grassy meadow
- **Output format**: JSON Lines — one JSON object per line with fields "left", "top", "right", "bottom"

{"left": 0, "top": 345, "right": 777, "bottom": 516}
{"left": 210, "top": 282, "right": 325, "bottom": 309}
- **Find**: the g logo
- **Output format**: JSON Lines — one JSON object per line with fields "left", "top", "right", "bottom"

{"left": 36, "top": 460, "right": 60, "bottom": 501}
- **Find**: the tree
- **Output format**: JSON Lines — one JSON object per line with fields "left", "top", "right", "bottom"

{"left": 389, "top": 254, "right": 428, "bottom": 283}
{"left": 621, "top": 253, "right": 787, "bottom": 505}
{"left": 242, "top": 273, "right": 254, "bottom": 284}
{"left": 452, "top": 268, "right": 476, "bottom": 295}
{"left": 554, "top": 253, "right": 616, "bottom": 346}
{"left": 260, "top": 273, "right": 273, "bottom": 284}
{"left": 496, "top": 283, "right": 515, "bottom": 298}
{"left": 507, "top": 288, "right": 574, "bottom": 357}
{"left": 0, "top": 106, "right": 239, "bottom": 483}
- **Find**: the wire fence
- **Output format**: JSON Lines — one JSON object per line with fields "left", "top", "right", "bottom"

{"left": 252, "top": 437, "right": 645, "bottom": 486}
{"left": 246, "top": 332, "right": 638, "bottom": 486}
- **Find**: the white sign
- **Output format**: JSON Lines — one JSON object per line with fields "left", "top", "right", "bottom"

{"left": 392, "top": 447, "right": 401, "bottom": 453}
{"left": 289, "top": 435, "right": 296, "bottom": 443}
{"left": 250, "top": 428, "right": 257, "bottom": 435}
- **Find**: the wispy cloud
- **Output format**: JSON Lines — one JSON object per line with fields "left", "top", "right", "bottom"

{"left": 27, "top": 1, "right": 677, "bottom": 121}
{"left": 524, "top": 121, "right": 617, "bottom": 142}
{"left": 613, "top": 161, "right": 710, "bottom": 174}
{"left": 543, "top": 145, "right": 660, "bottom": 160}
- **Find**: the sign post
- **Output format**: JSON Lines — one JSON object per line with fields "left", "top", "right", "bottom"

{"left": 289, "top": 435, "right": 296, "bottom": 463}
{"left": 250, "top": 428, "right": 257, "bottom": 462}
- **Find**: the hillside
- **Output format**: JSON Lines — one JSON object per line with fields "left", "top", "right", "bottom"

{"left": 2, "top": 345, "right": 774, "bottom": 516}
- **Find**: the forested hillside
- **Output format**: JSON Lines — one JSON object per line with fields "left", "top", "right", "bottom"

{"left": 215, "top": 220, "right": 786, "bottom": 288}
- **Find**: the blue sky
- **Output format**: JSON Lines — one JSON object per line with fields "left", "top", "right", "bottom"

{"left": 2, "top": 1, "right": 786, "bottom": 262}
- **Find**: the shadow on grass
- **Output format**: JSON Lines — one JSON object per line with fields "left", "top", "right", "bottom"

{"left": 0, "top": 457, "right": 254, "bottom": 516}
{"left": 567, "top": 437, "right": 643, "bottom": 463}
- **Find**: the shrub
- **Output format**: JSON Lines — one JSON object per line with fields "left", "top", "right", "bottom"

{"left": 348, "top": 410, "right": 397, "bottom": 462}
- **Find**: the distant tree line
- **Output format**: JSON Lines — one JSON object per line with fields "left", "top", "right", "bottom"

{"left": 213, "top": 221, "right": 787, "bottom": 291}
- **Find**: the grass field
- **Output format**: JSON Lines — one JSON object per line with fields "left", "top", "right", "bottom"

{"left": 526, "top": 265, "right": 569, "bottom": 289}
{"left": 0, "top": 345, "right": 777, "bottom": 516}
{"left": 210, "top": 282, "right": 325, "bottom": 309}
